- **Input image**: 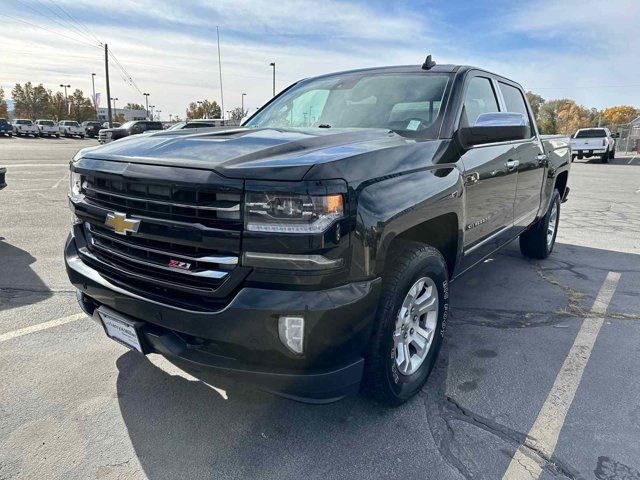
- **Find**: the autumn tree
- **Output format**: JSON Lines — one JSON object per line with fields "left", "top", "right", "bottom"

{"left": 601, "top": 106, "right": 639, "bottom": 126}
{"left": 556, "top": 101, "right": 592, "bottom": 135}
{"left": 0, "top": 87, "right": 8, "bottom": 118}
{"left": 12, "top": 82, "right": 50, "bottom": 118}
{"left": 525, "top": 91, "right": 545, "bottom": 120}
{"left": 186, "top": 99, "right": 221, "bottom": 120}
{"left": 46, "top": 91, "right": 67, "bottom": 120}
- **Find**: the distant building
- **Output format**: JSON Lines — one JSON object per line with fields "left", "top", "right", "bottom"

{"left": 96, "top": 107, "right": 147, "bottom": 121}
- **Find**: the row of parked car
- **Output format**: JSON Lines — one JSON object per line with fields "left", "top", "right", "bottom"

{"left": 0, "top": 118, "right": 122, "bottom": 139}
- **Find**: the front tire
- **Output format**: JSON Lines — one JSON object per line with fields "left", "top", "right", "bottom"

{"left": 520, "top": 189, "right": 561, "bottom": 259}
{"left": 363, "top": 242, "right": 449, "bottom": 406}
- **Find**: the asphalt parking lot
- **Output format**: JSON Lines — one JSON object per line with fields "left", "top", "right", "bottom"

{"left": 1, "top": 136, "right": 639, "bottom": 480}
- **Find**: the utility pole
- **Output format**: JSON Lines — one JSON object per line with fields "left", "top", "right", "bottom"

{"left": 270, "top": 62, "right": 276, "bottom": 97}
{"left": 241, "top": 93, "right": 246, "bottom": 115}
{"left": 91, "top": 73, "right": 97, "bottom": 115}
{"left": 105, "top": 44, "right": 112, "bottom": 127}
{"left": 143, "top": 93, "right": 150, "bottom": 119}
{"left": 216, "top": 26, "right": 225, "bottom": 124}
{"left": 156, "top": 110, "right": 161, "bottom": 121}
{"left": 197, "top": 100, "right": 204, "bottom": 119}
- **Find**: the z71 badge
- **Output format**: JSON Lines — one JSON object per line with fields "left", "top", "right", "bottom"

{"left": 168, "top": 260, "right": 192, "bottom": 270}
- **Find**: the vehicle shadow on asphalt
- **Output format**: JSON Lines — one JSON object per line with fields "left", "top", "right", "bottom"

{"left": 0, "top": 239, "right": 51, "bottom": 312}
{"left": 114, "top": 241, "right": 640, "bottom": 480}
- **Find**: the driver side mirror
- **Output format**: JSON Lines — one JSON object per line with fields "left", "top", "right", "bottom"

{"left": 457, "top": 112, "right": 529, "bottom": 149}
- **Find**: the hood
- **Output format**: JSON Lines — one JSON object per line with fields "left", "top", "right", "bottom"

{"left": 80, "top": 127, "right": 409, "bottom": 181}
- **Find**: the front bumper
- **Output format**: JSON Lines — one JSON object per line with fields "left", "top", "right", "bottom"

{"left": 65, "top": 235, "right": 381, "bottom": 402}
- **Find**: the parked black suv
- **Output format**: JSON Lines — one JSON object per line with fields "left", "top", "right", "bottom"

{"left": 66, "top": 60, "right": 570, "bottom": 404}
{"left": 98, "top": 120, "right": 163, "bottom": 144}
{"left": 82, "top": 121, "right": 103, "bottom": 138}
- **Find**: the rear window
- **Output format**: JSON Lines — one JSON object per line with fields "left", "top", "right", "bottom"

{"left": 65, "top": 121, "right": 79, "bottom": 127}
{"left": 16, "top": 120, "right": 33, "bottom": 125}
{"left": 0, "top": 119, "right": 7, "bottom": 125}
{"left": 39, "top": 120, "right": 54, "bottom": 126}
{"left": 147, "top": 122, "right": 163, "bottom": 130}
{"left": 575, "top": 129, "right": 606, "bottom": 138}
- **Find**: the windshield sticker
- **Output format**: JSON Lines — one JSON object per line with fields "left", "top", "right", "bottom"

{"left": 407, "top": 120, "right": 421, "bottom": 131}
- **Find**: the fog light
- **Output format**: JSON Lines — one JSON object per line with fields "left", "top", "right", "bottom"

{"left": 278, "top": 316, "right": 304, "bottom": 355}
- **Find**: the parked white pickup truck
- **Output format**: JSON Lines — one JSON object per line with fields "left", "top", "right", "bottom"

{"left": 59, "top": 120, "right": 85, "bottom": 138}
{"left": 35, "top": 119, "right": 60, "bottom": 138}
{"left": 570, "top": 128, "right": 615, "bottom": 163}
{"left": 12, "top": 119, "right": 39, "bottom": 137}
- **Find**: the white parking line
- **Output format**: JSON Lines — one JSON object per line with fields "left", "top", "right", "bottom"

{"left": 4, "top": 164, "right": 68, "bottom": 167}
{"left": 0, "top": 313, "right": 86, "bottom": 343}
{"left": 502, "top": 271, "right": 621, "bottom": 480}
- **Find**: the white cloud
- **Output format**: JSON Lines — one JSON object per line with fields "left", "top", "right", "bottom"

{"left": 1, "top": 0, "right": 638, "bottom": 119}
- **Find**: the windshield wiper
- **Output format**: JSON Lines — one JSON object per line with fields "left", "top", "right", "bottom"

{"left": 318, "top": 124, "right": 332, "bottom": 128}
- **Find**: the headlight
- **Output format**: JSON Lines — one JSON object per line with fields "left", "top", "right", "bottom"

{"left": 245, "top": 192, "right": 343, "bottom": 234}
{"left": 69, "top": 171, "right": 83, "bottom": 199}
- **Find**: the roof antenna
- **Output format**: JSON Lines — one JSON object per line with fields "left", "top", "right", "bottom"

{"left": 422, "top": 55, "right": 436, "bottom": 70}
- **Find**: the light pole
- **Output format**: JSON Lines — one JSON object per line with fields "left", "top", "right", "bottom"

{"left": 241, "top": 93, "right": 246, "bottom": 114}
{"left": 169, "top": 113, "right": 172, "bottom": 122}
{"left": 269, "top": 62, "right": 275, "bottom": 97}
{"left": 111, "top": 97, "right": 118, "bottom": 120}
{"left": 143, "top": 93, "right": 150, "bottom": 119}
{"left": 91, "top": 74, "right": 97, "bottom": 115}
{"left": 149, "top": 105, "right": 155, "bottom": 120}
{"left": 156, "top": 110, "right": 161, "bottom": 121}
{"left": 197, "top": 100, "right": 204, "bottom": 119}
{"left": 60, "top": 84, "right": 71, "bottom": 117}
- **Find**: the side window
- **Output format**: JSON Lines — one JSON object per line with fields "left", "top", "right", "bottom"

{"left": 461, "top": 77, "right": 499, "bottom": 127}
{"left": 498, "top": 82, "right": 532, "bottom": 138}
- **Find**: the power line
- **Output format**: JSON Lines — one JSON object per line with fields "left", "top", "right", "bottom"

{"left": 47, "top": 0, "right": 103, "bottom": 46}
{"left": 0, "top": 12, "right": 101, "bottom": 49}
{"left": 15, "top": 0, "right": 97, "bottom": 46}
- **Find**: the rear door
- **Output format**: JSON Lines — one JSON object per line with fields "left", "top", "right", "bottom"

{"left": 497, "top": 81, "right": 546, "bottom": 230}
{"left": 458, "top": 75, "right": 518, "bottom": 271}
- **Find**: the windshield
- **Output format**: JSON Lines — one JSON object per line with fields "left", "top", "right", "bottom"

{"left": 0, "top": 119, "right": 7, "bottom": 125}
{"left": 575, "top": 129, "right": 606, "bottom": 138}
{"left": 247, "top": 72, "right": 450, "bottom": 137}
{"left": 168, "top": 122, "right": 186, "bottom": 130}
{"left": 120, "top": 121, "right": 136, "bottom": 129}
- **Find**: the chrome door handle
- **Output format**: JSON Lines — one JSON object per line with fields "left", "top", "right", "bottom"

{"left": 464, "top": 172, "right": 480, "bottom": 186}
{"left": 506, "top": 159, "right": 519, "bottom": 171}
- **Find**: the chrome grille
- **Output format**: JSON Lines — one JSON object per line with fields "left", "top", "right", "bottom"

{"left": 72, "top": 162, "right": 245, "bottom": 303}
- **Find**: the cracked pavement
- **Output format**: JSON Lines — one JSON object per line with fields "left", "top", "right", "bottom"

{"left": 0, "top": 139, "right": 639, "bottom": 479}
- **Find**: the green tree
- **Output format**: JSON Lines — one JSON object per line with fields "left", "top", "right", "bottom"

{"left": 186, "top": 99, "right": 221, "bottom": 119}
{"left": 124, "top": 102, "right": 145, "bottom": 110}
{"left": 69, "top": 89, "right": 96, "bottom": 122}
{"left": 0, "top": 87, "right": 8, "bottom": 118}
{"left": 525, "top": 91, "right": 545, "bottom": 120}
{"left": 11, "top": 82, "right": 50, "bottom": 119}
{"left": 46, "top": 91, "right": 67, "bottom": 120}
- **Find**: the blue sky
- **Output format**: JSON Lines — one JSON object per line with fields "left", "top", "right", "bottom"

{"left": 1, "top": 0, "right": 638, "bottom": 119}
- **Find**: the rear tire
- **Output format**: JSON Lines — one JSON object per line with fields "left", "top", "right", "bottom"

{"left": 362, "top": 242, "right": 449, "bottom": 406}
{"left": 520, "top": 189, "right": 561, "bottom": 259}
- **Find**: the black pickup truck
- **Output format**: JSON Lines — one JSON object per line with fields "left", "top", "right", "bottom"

{"left": 98, "top": 120, "right": 164, "bottom": 144}
{"left": 66, "top": 59, "right": 571, "bottom": 405}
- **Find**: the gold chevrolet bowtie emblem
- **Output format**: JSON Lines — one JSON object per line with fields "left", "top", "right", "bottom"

{"left": 105, "top": 212, "right": 140, "bottom": 235}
